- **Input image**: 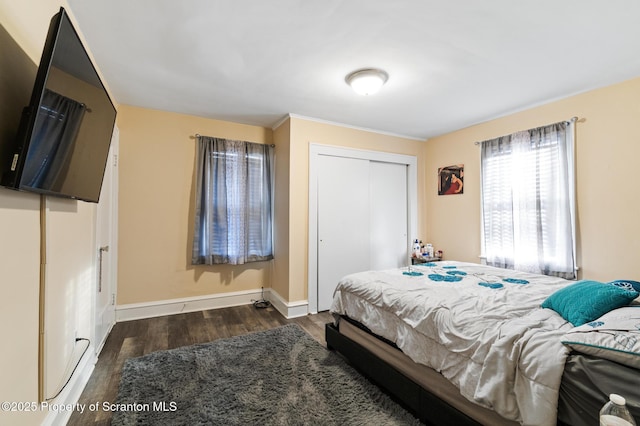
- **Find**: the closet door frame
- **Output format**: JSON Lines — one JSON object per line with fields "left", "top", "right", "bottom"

{"left": 308, "top": 143, "right": 418, "bottom": 314}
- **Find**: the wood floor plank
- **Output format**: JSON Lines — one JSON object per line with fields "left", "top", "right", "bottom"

{"left": 255, "top": 305, "right": 288, "bottom": 329}
{"left": 167, "top": 314, "right": 194, "bottom": 349}
{"left": 202, "top": 307, "right": 231, "bottom": 339}
{"left": 187, "top": 316, "right": 215, "bottom": 344}
{"left": 144, "top": 315, "right": 169, "bottom": 354}
{"left": 94, "top": 335, "right": 146, "bottom": 422}
{"left": 236, "top": 304, "right": 263, "bottom": 332}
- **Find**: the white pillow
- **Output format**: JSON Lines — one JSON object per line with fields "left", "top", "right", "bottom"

{"left": 561, "top": 306, "right": 640, "bottom": 369}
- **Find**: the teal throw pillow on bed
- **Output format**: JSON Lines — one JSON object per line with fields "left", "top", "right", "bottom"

{"left": 541, "top": 280, "right": 639, "bottom": 326}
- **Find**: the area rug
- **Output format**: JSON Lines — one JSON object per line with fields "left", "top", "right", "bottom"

{"left": 112, "top": 324, "right": 421, "bottom": 425}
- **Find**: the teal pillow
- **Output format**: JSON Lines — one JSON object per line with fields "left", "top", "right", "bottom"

{"left": 541, "top": 280, "right": 639, "bottom": 326}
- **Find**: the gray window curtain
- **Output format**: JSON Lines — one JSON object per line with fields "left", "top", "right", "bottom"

{"left": 480, "top": 121, "right": 576, "bottom": 279}
{"left": 192, "top": 137, "right": 274, "bottom": 265}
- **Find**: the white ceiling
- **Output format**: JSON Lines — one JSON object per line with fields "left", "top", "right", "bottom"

{"left": 66, "top": 0, "right": 640, "bottom": 140}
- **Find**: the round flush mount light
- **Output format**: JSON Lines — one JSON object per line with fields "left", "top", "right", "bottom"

{"left": 345, "top": 68, "right": 389, "bottom": 96}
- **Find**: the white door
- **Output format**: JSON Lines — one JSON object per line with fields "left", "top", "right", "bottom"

{"left": 94, "top": 127, "right": 118, "bottom": 354}
{"left": 370, "top": 161, "right": 408, "bottom": 270}
{"left": 317, "top": 155, "right": 370, "bottom": 312}
{"left": 316, "top": 156, "right": 409, "bottom": 312}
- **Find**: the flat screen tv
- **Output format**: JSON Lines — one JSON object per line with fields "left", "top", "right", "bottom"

{"left": 1, "top": 7, "right": 116, "bottom": 203}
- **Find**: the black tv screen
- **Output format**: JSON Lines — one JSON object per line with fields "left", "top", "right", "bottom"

{"left": 1, "top": 7, "right": 116, "bottom": 203}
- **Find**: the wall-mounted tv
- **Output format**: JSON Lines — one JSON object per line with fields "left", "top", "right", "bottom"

{"left": 1, "top": 7, "right": 116, "bottom": 203}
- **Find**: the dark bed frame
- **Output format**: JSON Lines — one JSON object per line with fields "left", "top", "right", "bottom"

{"left": 325, "top": 322, "right": 481, "bottom": 425}
{"left": 326, "top": 321, "right": 579, "bottom": 425}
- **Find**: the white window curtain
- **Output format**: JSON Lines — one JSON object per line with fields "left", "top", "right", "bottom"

{"left": 480, "top": 120, "right": 576, "bottom": 279}
{"left": 192, "top": 137, "right": 274, "bottom": 265}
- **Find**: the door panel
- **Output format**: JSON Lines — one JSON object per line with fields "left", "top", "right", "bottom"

{"left": 370, "top": 161, "right": 408, "bottom": 270}
{"left": 95, "top": 129, "right": 118, "bottom": 353}
{"left": 317, "top": 155, "right": 370, "bottom": 311}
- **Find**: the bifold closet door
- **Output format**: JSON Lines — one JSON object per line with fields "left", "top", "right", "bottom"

{"left": 317, "top": 155, "right": 370, "bottom": 312}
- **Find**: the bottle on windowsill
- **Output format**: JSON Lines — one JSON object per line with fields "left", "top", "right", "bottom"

{"left": 600, "top": 394, "right": 636, "bottom": 426}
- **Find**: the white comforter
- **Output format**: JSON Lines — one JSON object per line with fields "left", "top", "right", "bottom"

{"left": 331, "top": 261, "right": 574, "bottom": 426}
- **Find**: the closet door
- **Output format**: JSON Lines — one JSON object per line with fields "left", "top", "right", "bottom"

{"left": 370, "top": 161, "right": 408, "bottom": 270}
{"left": 317, "top": 155, "right": 370, "bottom": 312}
{"left": 316, "top": 156, "right": 410, "bottom": 312}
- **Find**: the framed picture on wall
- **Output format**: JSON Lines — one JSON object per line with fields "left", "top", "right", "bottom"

{"left": 438, "top": 164, "right": 464, "bottom": 195}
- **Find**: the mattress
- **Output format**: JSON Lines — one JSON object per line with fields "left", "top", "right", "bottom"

{"left": 330, "top": 261, "right": 575, "bottom": 426}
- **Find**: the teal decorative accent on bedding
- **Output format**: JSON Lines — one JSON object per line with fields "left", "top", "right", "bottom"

{"left": 418, "top": 262, "right": 437, "bottom": 267}
{"left": 446, "top": 270, "right": 467, "bottom": 276}
{"left": 541, "top": 280, "right": 639, "bottom": 326}
{"left": 608, "top": 280, "right": 640, "bottom": 292}
{"left": 442, "top": 266, "right": 457, "bottom": 269}
{"left": 403, "top": 271, "right": 424, "bottom": 276}
{"left": 478, "top": 282, "right": 504, "bottom": 289}
{"left": 428, "top": 273, "right": 463, "bottom": 282}
{"left": 503, "top": 278, "right": 529, "bottom": 284}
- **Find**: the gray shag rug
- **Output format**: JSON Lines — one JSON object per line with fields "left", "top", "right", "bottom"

{"left": 112, "top": 324, "right": 421, "bottom": 425}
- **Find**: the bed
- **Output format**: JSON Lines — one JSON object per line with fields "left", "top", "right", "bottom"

{"left": 326, "top": 261, "right": 640, "bottom": 425}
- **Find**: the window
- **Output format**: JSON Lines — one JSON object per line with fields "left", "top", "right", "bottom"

{"left": 480, "top": 121, "right": 576, "bottom": 279}
{"left": 192, "top": 137, "right": 274, "bottom": 265}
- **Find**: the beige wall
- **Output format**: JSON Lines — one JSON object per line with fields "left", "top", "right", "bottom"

{"left": 0, "top": 1, "right": 99, "bottom": 425}
{"left": 116, "top": 106, "right": 274, "bottom": 304}
{"left": 0, "top": 191, "right": 42, "bottom": 426}
{"left": 285, "top": 117, "right": 427, "bottom": 302}
{"left": 117, "top": 111, "right": 428, "bottom": 307}
{"left": 272, "top": 118, "right": 291, "bottom": 300}
{"left": 425, "top": 76, "right": 640, "bottom": 282}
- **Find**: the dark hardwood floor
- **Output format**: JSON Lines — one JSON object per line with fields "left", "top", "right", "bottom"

{"left": 67, "top": 304, "right": 333, "bottom": 425}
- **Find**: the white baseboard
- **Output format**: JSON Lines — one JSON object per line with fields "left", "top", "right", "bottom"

{"left": 116, "top": 289, "right": 264, "bottom": 322}
{"left": 116, "top": 289, "right": 310, "bottom": 322}
{"left": 41, "top": 343, "right": 96, "bottom": 426}
{"left": 268, "top": 289, "right": 309, "bottom": 319}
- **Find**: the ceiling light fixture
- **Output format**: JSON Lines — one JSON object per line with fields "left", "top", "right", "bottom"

{"left": 345, "top": 68, "right": 388, "bottom": 96}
